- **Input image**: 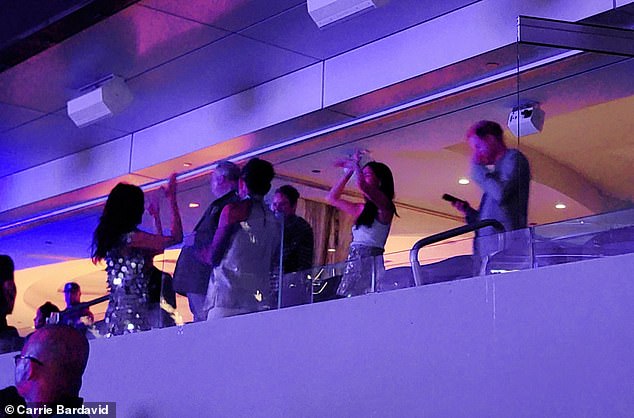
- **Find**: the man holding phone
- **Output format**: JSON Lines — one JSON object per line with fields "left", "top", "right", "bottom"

{"left": 452, "top": 120, "right": 531, "bottom": 260}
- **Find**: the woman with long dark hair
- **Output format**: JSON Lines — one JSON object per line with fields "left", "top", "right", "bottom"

{"left": 91, "top": 174, "right": 182, "bottom": 335}
{"left": 327, "top": 152, "right": 396, "bottom": 297}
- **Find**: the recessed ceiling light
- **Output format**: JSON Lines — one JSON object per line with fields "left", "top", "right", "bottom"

{"left": 458, "top": 178, "right": 470, "bottom": 185}
{"left": 183, "top": 162, "right": 192, "bottom": 167}
{"left": 188, "top": 202, "right": 200, "bottom": 208}
{"left": 327, "top": 248, "right": 336, "bottom": 252}
{"left": 555, "top": 203, "right": 566, "bottom": 209}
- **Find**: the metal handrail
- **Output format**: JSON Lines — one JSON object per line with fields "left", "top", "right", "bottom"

{"left": 409, "top": 219, "right": 505, "bottom": 286}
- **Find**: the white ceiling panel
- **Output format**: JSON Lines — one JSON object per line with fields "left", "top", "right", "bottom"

{"left": 0, "top": 113, "right": 128, "bottom": 177}
{"left": 0, "top": 102, "right": 45, "bottom": 132}
{"left": 0, "top": 4, "right": 228, "bottom": 113}
{"left": 241, "top": 0, "right": 479, "bottom": 60}
{"left": 0, "top": 135, "right": 133, "bottom": 214}
{"left": 140, "top": 0, "right": 305, "bottom": 32}
{"left": 0, "top": 210, "right": 101, "bottom": 269}
{"left": 96, "top": 33, "right": 318, "bottom": 132}
{"left": 130, "top": 63, "right": 324, "bottom": 171}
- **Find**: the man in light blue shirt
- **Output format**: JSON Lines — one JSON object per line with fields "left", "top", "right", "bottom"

{"left": 453, "top": 120, "right": 531, "bottom": 259}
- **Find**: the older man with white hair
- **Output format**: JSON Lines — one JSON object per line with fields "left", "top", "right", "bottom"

{"left": 173, "top": 160, "right": 240, "bottom": 321}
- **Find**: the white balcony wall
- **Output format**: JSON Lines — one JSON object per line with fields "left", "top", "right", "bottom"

{"left": 2, "top": 253, "right": 633, "bottom": 417}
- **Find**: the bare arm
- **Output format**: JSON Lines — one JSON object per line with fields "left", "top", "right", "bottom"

{"left": 129, "top": 174, "right": 183, "bottom": 252}
{"left": 206, "top": 201, "right": 250, "bottom": 267}
{"left": 165, "top": 173, "right": 183, "bottom": 244}
{"left": 147, "top": 193, "right": 163, "bottom": 235}
{"left": 326, "top": 165, "right": 364, "bottom": 218}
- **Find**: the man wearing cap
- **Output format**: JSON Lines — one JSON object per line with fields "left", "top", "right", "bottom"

{"left": 60, "top": 283, "right": 94, "bottom": 331}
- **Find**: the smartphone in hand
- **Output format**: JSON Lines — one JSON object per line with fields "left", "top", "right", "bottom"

{"left": 442, "top": 193, "right": 463, "bottom": 204}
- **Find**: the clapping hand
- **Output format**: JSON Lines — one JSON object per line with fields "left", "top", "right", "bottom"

{"left": 334, "top": 158, "right": 355, "bottom": 170}
{"left": 334, "top": 149, "right": 368, "bottom": 171}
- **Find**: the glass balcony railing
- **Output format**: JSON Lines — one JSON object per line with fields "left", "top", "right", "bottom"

{"left": 3, "top": 206, "right": 632, "bottom": 356}
{"left": 275, "top": 207, "right": 634, "bottom": 309}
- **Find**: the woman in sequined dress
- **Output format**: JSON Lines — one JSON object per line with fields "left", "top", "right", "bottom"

{"left": 91, "top": 174, "right": 182, "bottom": 336}
{"left": 326, "top": 152, "right": 397, "bottom": 297}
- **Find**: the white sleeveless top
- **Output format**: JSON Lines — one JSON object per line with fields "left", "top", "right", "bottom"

{"left": 351, "top": 218, "right": 391, "bottom": 249}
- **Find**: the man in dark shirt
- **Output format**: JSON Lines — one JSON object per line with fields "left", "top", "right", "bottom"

{"left": 173, "top": 161, "right": 240, "bottom": 321}
{"left": 271, "top": 185, "right": 314, "bottom": 274}
{"left": 0, "top": 255, "right": 23, "bottom": 354}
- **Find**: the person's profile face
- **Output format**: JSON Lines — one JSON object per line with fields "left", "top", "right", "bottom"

{"left": 362, "top": 166, "right": 380, "bottom": 188}
{"left": 65, "top": 289, "right": 80, "bottom": 306}
{"left": 34, "top": 310, "right": 45, "bottom": 329}
{"left": 14, "top": 343, "right": 36, "bottom": 394}
{"left": 210, "top": 171, "right": 224, "bottom": 197}
{"left": 271, "top": 193, "right": 294, "bottom": 218}
{"left": 468, "top": 134, "right": 495, "bottom": 165}
{"left": 2, "top": 280, "right": 16, "bottom": 315}
{"left": 238, "top": 178, "right": 249, "bottom": 199}
{"left": 14, "top": 356, "right": 29, "bottom": 392}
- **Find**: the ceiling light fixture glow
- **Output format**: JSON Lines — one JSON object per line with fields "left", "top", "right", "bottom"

{"left": 188, "top": 203, "right": 200, "bottom": 208}
{"left": 458, "top": 178, "right": 470, "bottom": 185}
{"left": 555, "top": 203, "right": 566, "bottom": 209}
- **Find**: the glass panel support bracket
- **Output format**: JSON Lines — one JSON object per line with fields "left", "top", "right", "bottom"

{"left": 518, "top": 15, "right": 634, "bottom": 57}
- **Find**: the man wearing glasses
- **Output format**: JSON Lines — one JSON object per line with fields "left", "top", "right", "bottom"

{"left": 1, "top": 325, "right": 90, "bottom": 417}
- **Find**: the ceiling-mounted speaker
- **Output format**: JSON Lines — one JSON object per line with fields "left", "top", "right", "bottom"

{"left": 308, "top": 0, "right": 387, "bottom": 28}
{"left": 507, "top": 103, "right": 545, "bottom": 137}
{"left": 67, "top": 75, "right": 133, "bottom": 128}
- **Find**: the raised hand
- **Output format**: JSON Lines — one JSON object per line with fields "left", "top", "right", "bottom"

{"left": 165, "top": 173, "right": 178, "bottom": 201}
{"left": 352, "top": 149, "right": 368, "bottom": 165}
{"left": 334, "top": 157, "right": 355, "bottom": 171}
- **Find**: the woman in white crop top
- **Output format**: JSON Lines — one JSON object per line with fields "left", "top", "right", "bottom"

{"left": 326, "top": 152, "right": 397, "bottom": 297}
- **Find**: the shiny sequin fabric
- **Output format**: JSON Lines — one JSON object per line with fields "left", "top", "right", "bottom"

{"left": 337, "top": 244, "right": 385, "bottom": 297}
{"left": 206, "top": 201, "right": 280, "bottom": 315}
{"left": 104, "top": 233, "right": 152, "bottom": 336}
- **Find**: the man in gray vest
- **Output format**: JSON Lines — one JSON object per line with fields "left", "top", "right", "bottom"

{"left": 173, "top": 161, "right": 240, "bottom": 321}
